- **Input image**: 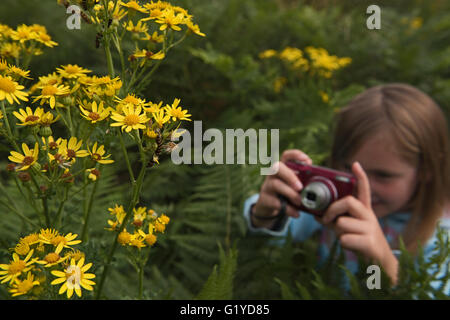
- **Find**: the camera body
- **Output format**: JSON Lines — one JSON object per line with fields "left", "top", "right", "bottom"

{"left": 285, "top": 160, "right": 356, "bottom": 216}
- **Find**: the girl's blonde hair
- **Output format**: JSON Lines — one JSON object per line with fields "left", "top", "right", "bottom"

{"left": 330, "top": 83, "right": 450, "bottom": 253}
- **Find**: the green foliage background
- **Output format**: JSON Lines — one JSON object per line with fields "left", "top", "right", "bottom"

{"left": 0, "top": 0, "right": 449, "bottom": 299}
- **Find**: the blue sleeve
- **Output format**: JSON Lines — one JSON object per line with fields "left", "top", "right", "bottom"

{"left": 243, "top": 193, "right": 322, "bottom": 241}
{"left": 422, "top": 218, "right": 450, "bottom": 296}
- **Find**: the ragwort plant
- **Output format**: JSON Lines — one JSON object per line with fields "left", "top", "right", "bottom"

{"left": 0, "top": 0, "right": 205, "bottom": 299}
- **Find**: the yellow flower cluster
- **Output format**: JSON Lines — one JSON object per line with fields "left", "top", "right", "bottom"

{"left": 111, "top": 95, "right": 190, "bottom": 134}
{"left": 107, "top": 205, "right": 170, "bottom": 249}
{"left": 29, "top": 64, "right": 124, "bottom": 109}
{"left": 259, "top": 46, "right": 352, "bottom": 79}
{"left": 0, "top": 229, "right": 95, "bottom": 299}
{"left": 62, "top": 0, "right": 205, "bottom": 68}
{"left": 88, "top": 0, "right": 205, "bottom": 36}
{"left": 0, "top": 23, "right": 58, "bottom": 61}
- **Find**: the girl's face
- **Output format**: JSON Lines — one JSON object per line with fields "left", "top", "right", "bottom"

{"left": 341, "top": 132, "right": 419, "bottom": 218}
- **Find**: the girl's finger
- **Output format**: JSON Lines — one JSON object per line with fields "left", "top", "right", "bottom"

{"left": 320, "top": 195, "right": 366, "bottom": 224}
{"left": 265, "top": 178, "right": 302, "bottom": 207}
{"left": 339, "top": 233, "right": 366, "bottom": 252}
{"left": 352, "top": 161, "right": 372, "bottom": 208}
{"left": 334, "top": 216, "right": 366, "bottom": 235}
{"left": 281, "top": 149, "right": 313, "bottom": 165}
{"left": 268, "top": 161, "right": 303, "bottom": 192}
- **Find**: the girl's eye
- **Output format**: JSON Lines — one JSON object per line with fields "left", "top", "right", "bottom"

{"left": 375, "top": 173, "right": 394, "bottom": 179}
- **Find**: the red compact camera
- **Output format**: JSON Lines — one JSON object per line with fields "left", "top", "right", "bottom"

{"left": 285, "top": 160, "right": 357, "bottom": 216}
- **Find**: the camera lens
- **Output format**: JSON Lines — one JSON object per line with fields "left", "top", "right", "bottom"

{"left": 306, "top": 192, "right": 316, "bottom": 201}
{"left": 300, "top": 181, "right": 332, "bottom": 211}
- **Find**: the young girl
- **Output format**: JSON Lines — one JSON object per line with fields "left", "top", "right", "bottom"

{"left": 244, "top": 83, "right": 450, "bottom": 293}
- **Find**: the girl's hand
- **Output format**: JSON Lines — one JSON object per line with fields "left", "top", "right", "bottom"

{"left": 251, "top": 149, "right": 312, "bottom": 229}
{"left": 315, "top": 161, "right": 398, "bottom": 284}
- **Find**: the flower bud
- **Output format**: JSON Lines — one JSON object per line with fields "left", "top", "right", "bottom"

{"left": 39, "top": 126, "right": 53, "bottom": 137}
{"left": 31, "top": 162, "right": 41, "bottom": 171}
{"left": 6, "top": 163, "right": 16, "bottom": 172}
{"left": 18, "top": 172, "right": 31, "bottom": 182}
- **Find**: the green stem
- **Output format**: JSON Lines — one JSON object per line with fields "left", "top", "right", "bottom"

{"left": 81, "top": 178, "right": 99, "bottom": 242}
{"left": 112, "top": 32, "right": 126, "bottom": 83}
{"left": 66, "top": 107, "right": 74, "bottom": 136}
{"left": 104, "top": 40, "right": 115, "bottom": 78}
{"left": 22, "top": 181, "right": 44, "bottom": 225}
{"left": 1, "top": 101, "right": 20, "bottom": 151}
{"left": 54, "top": 185, "right": 70, "bottom": 229}
{"left": 118, "top": 130, "right": 135, "bottom": 183}
{"left": 138, "top": 262, "right": 144, "bottom": 299}
{"left": 29, "top": 169, "right": 50, "bottom": 227}
{"left": 55, "top": 108, "right": 71, "bottom": 132}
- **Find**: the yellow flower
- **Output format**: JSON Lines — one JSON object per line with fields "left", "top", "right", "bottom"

{"left": 0, "top": 250, "right": 36, "bottom": 284}
{"left": 0, "top": 74, "right": 29, "bottom": 105}
{"left": 14, "top": 241, "right": 31, "bottom": 256}
{"left": 279, "top": 47, "right": 309, "bottom": 71}
{"left": 129, "top": 232, "right": 147, "bottom": 249}
{"left": 410, "top": 17, "right": 423, "bottom": 30}
{"left": 51, "top": 257, "right": 96, "bottom": 299}
{"left": 13, "top": 107, "right": 45, "bottom": 126}
{"left": 86, "top": 168, "right": 101, "bottom": 181}
{"left": 33, "top": 84, "right": 71, "bottom": 109}
{"left": 38, "top": 228, "right": 59, "bottom": 243}
{"left": 146, "top": 128, "right": 158, "bottom": 138}
{"left": 8, "top": 272, "right": 40, "bottom": 297}
{"left": 121, "top": 0, "right": 147, "bottom": 13}
{"left": 155, "top": 8, "right": 184, "bottom": 31}
{"left": 36, "top": 251, "right": 69, "bottom": 267}
{"left": 87, "top": 142, "right": 114, "bottom": 164}
{"left": 186, "top": 21, "right": 205, "bottom": 37}
{"left": 124, "top": 20, "right": 148, "bottom": 33}
{"left": 109, "top": 204, "right": 126, "bottom": 216}
{"left": 131, "top": 49, "right": 165, "bottom": 67}
{"left": 107, "top": 205, "right": 127, "bottom": 231}
{"left": 152, "top": 109, "right": 170, "bottom": 128}
{"left": 158, "top": 214, "right": 170, "bottom": 225}
{"left": 138, "top": 224, "right": 157, "bottom": 246}
{"left": 33, "top": 72, "right": 61, "bottom": 90}
{"left": 41, "top": 136, "right": 62, "bottom": 151}
{"left": 35, "top": 31, "right": 58, "bottom": 47}
{"left": 164, "top": 98, "right": 191, "bottom": 121}
{"left": 319, "top": 91, "right": 329, "bottom": 103}
{"left": 63, "top": 249, "right": 85, "bottom": 263}
{"left": 132, "top": 206, "right": 147, "bottom": 227}
{"left": 114, "top": 93, "right": 149, "bottom": 109}
{"left": 7, "top": 65, "right": 32, "bottom": 80}
{"left": 39, "top": 111, "right": 59, "bottom": 127}
{"left": 259, "top": 49, "right": 277, "bottom": 59}
{"left": 10, "top": 24, "right": 38, "bottom": 43}
{"left": 8, "top": 142, "right": 39, "bottom": 171}
{"left": 0, "top": 43, "right": 21, "bottom": 59}
{"left": 56, "top": 64, "right": 91, "bottom": 79}
{"left": 60, "top": 137, "right": 89, "bottom": 161}
{"left": 118, "top": 229, "right": 132, "bottom": 245}
{"left": 273, "top": 76, "right": 287, "bottom": 93}
{"left": 110, "top": 104, "right": 149, "bottom": 132}
{"left": 143, "top": 100, "right": 162, "bottom": 113}
{"left": 49, "top": 233, "right": 82, "bottom": 254}
{"left": 144, "top": 31, "right": 164, "bottom": 43}
{"left": 305, "top": 47, "right": 351, "bottom": 78}
{"left": 154, "top": 220, "right": 166, "bottom": 233}
{"left": 79, "top": 100, "right": 110, "bottom": 123}
{"left": 0, "top": 58, "right": 8, "bottom": 72}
